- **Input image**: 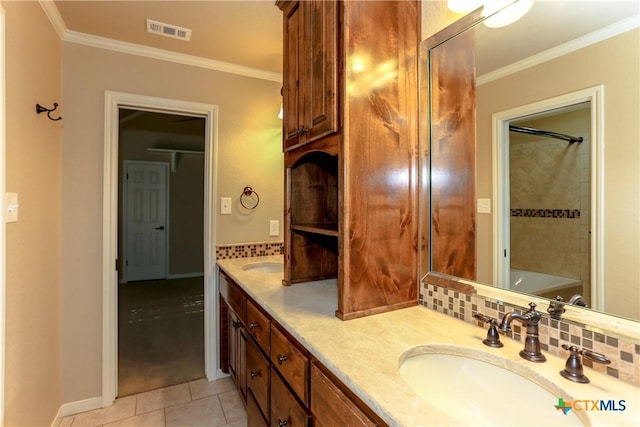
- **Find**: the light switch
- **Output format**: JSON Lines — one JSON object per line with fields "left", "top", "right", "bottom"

{"left": 6, "top": 192, "right": 18, "bottom": 223}
{"left": 477, "top": 198, "right": 491, "bottom": 214}
{"left": 269, "top": 220, "right": 279, "bottom": 236}
{"left": 220, "top": 197, "right": 232, "bottom": 215}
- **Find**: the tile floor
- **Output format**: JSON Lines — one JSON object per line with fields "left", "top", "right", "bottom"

{"left": 59, "top": 378, "right": 246, "bottom": 427}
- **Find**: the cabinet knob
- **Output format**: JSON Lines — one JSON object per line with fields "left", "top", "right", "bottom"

{"left": 277, "top": 419, "right": 288, "bottom": 427}
{"left": 250, "top": 370, "right": 261, "bottom": 379}
{"left": 299, "top": 125, "right": 309, "bottom": 134}
{"left": 249, "top": 321, "right": 258, "bottom": 330}
{"left": 277, "top": 354, "right": 288, "bottom": 365}
{"left": 232, "top": 321, "right": 241, "bottom": 330}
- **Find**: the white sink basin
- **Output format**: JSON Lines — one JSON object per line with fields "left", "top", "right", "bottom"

{"left": 399, "top": 345, "right": 587, "bottom": 426}
{"left": 241, "top": 261, "right": 283, "bottom": 274}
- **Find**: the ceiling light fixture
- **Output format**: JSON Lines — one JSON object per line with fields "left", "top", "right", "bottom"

{"left": 447, "top": 0, "right": 533, "bottom": 28}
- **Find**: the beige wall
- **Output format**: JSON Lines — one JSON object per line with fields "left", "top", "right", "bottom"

{"left": 476, "top": 29, "right": 640, "bottom": 319}
{"left": 2, "top": 1, "right": 63, "bottom": 425}
{"left": 61, "top": 43, "right": 282, "bottom": 402}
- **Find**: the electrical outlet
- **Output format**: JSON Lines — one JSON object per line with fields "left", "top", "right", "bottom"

{"left": 477, "top": 198, "right": 491, "bottom": 214}
{"left": 221, "top": 197, "right": 232, "bottom": 215}
{"left": 269, "top": 220, "right": 279, "bottom": 236}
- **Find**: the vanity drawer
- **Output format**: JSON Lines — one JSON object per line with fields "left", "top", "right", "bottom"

{"left": 247, "top": 299, "right": 271, "bottom": 353}
{"left": 271, "top": 367, "right": 310, "bottom": 427}
{"left": 222, "top": 274, "right": 246, "bottom": 322}
{"left": 311, "top": 363, "right": 377, "bottom": 427}
{"left": 247, "top": 336, "right": 270, "bottom": 420}
{"left": 247, "top": 390, "right": 268, "bottom": 427}
{"left": 270, "top": 324, "right": 309, "bottom": 406}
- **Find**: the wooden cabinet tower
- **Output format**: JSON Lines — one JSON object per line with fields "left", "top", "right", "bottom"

{"left": 277, "top": 0, "right": 420, "bottom": 320}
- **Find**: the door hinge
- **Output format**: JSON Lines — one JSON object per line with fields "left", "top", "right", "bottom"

{"left": 115, "top": 258, "right": 119, "bottom": 271}
{"left": 504, "top": 249, "right": 507, "bottom": 257}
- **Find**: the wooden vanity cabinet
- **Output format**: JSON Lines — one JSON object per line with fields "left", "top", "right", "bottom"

{"left": 219, "top": 271, "right": 388, "bottom": 426}
{"left": 277, "top": 0, "right": 421, "bottom": 320}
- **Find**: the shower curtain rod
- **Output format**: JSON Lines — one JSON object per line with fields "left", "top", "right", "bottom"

{"left": 509, "top": 125, "right": 583, "bottom": 144}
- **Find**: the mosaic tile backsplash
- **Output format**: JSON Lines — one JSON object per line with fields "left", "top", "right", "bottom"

{"left": 420, "top": 282, "right": 640, "bottom": 387}
{"left": 215, "top": 241, "right": 283, "bottom": 260}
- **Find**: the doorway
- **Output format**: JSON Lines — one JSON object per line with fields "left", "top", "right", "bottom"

{"left": 492, "top": 86, "right": 604, "bottom": 311}
{"left": 103, "top": 91, "right": 221, "bottom": 406}
{"left": 118, "top": 109, "right": 205, "bottom": 396}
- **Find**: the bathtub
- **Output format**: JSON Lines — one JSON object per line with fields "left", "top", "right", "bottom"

{"left": 509, "top": 269, "right": 582, "bottom": 294}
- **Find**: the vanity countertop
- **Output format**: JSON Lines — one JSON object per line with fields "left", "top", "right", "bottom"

{"left": 217, "top": 255, "right": 639, "bottom": 426}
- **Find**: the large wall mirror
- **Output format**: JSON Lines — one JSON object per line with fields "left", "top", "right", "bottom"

{"left": 420, "top": 1, "right": 639, "bottom": 324}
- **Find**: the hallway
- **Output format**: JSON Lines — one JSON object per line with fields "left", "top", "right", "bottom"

{"left": 118, "top": 277, "right": 205, "bottom": 397}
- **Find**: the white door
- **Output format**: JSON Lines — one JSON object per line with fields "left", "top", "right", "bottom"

{"left": 124, "top": 161, "right": 169, "bottom": 281}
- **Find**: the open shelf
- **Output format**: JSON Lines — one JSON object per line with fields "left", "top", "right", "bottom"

{"left": 291, "top": 223, "right": 338, "bottom": 237}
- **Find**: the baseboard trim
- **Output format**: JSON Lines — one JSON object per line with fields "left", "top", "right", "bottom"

{"left": 168, "top": 272, "right": 204, "bottom": 280}
{"left": 55, "top": 396, "right": 103, "bottom": 422}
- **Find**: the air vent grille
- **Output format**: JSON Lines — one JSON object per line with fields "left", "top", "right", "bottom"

{"left": 146, "top": 19, "right": 192, "bottom": 41}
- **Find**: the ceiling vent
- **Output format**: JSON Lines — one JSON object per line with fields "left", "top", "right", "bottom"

{"left": 146, "top": 19, "right": 192, "bottom": 41}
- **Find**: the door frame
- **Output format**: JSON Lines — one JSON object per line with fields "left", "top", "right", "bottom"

{"left": 0, "top": 6, "right": 6, "bottom": 424}
{"left": 122, "top": 160, "right": 170, "bottom": 283}
{"left": 103, "top": 91, "right": 222, "bottom": 406}
{"left": 492, "top": 85, "right": 605, "bottom": 311}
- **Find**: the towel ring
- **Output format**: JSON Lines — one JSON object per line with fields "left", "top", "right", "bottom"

{"left": 240, "top": 186, "right": 259, "bottom": 210}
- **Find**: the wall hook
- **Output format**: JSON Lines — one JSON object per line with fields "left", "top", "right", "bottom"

{"left": 36, "top": 103, "right": 62, "bottom": 121}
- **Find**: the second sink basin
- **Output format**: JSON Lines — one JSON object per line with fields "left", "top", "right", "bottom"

{"left": 241, "top": 261, "right": 283, "bottom": 274}
{"left": 399, "top": 344, "right": 587, "bottom": 426}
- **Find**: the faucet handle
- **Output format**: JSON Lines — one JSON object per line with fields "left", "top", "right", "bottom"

{"left": 474, "top": 313, "right": 504, "bottom": 348}
{"left": 560, "top": 344, "right": 610, "bottom": 384}
{"left": 547, "top": 296, "right": 566, "bottom": 320}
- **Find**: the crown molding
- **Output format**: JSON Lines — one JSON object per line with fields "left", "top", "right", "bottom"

{"left": 39, "top": 0, "right": 67, "bottom": 39}
{"left": 478, "top": 15, "right": 639, "bottom": 86}
{"left": 38, "top": 1, "right": 282, "bottom": 83}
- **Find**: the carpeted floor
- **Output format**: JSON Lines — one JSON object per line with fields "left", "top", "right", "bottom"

{"left": 118, "top": 277, "right": 205, "bottom": 397}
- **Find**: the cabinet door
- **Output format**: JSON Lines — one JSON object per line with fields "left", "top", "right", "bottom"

{"left": 282, "top": 0, "right": 303, "bottom": 148}
{"left": 281, "top": 0, "right": 339, "bottom": 151}
{"left": 302, "top": 0, "right": 339, "bottom": 145}
{"left": 228, "top": 309, "right": 240, "bottom": 381}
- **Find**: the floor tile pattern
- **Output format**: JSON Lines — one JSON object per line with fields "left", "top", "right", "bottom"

{"left": 59, "top": 379, "right": 246, "bottom": 427}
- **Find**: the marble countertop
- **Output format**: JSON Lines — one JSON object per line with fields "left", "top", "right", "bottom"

{"left": 217, "top": 255, "right": 639, "bottom": 426}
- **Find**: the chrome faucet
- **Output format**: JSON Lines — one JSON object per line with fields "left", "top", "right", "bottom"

{"left": 499, "top": 302, "right": 546, "bottom": 362}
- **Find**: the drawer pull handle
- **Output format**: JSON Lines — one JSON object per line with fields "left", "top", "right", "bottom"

{"left": 277, "top": 419, "right": 288, "bottom": 427}
{"left": 277, "top": 354, "right": 288, "bottom": 365}
{"left": 249, "top": 322, "right": 258, "bottom": 330}
{"left": 232, "top": 321, "right": 241, "bottom": 330}
{"left": 250, "top": 370, "right": 261, "bottom": 379}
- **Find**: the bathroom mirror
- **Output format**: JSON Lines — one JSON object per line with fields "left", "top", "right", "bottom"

{"left": 420, "top": 1, "right": 639, "bottom": 322}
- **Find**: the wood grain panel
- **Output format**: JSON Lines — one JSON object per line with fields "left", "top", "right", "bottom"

{"left": 429, "top": 27, "right": 477, "bottom": 280}
{"left": 338, "top": 0, "right": 420, "bottom": 319}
